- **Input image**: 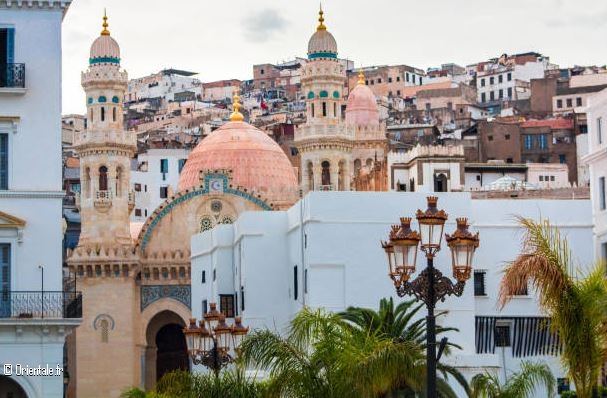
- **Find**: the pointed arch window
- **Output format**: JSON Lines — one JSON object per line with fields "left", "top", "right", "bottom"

{"left": 321, "top": 160, "right": 331, "bottom": 185}
{"left": 99, "top": 166, "right": 108, "bottom": 191}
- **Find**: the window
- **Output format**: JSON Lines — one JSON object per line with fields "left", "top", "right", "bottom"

{"left": 112, "top": 107, "right": 116, "bottom": 122}
{"left": 488, "top": 135, "right": 493, "bottom": 141}
{"left": 322, "top": 102, "right": 327, "bottom": 117}
{"left": 311, "top": 103, "right": 315, "bottom": 117}
{"left": 134, "top": 209, "right": 141, "bottom": 217}
{"left": 538, "top": 134, "right": 548, "bottom": 150}
{"left": 377, "top": 78, "right": 382, "bottom": 83}
{"left": 396, "top": 76, "right": 400, "bottom": 82}
{"left": 101, "top": 107, "right": 105, "bottom": 122}
{"left": 489, "top": 76, "right": 494, "bottom": 85}
{"left": 600, "top": 176, "right": 606, "bottom": 210}
{"left": 333, "top": 102, "right": 337, "bottom": 117}
{"left": 506, "top": 158, "right": 513, "bottom": 163}
{"left": 507, "top": 72, "right": 512, "bottom": 81}
{"left": 489, "top": 91, "right": 495, "bottom": 101}
{"left": 396, "top": 90, "right": 401, "bottom": 96}
{"left": 202, "top": 300, "right": 208, "bottom": 316}
{"left": 505, "top": 134, "right": 510, "bottom": 140}
{"left": 160, "top": 186, "right": 168, "bottom": 199}
{"left": 556, "top": 99, "right": 563, "bottom": 109}
{"left": 388, "top": 77, "right": 392, "bottom": 83}
{"left": 576, "top": 97, "right": 582, "bottom": 107}
{"left": 524, "top": 135, "right": 533, "bottom": 150}
{"left": 495, "top": 325, "right": 511, "bottom": 347}
{"left": 178, "top": 159, "right": 186, "bottom": 173}
{"left": 412, "top": 75, "right": 416, "bottom": 84}
{"left": 293, "top": 265, "right": 298, "bottom": 300}
{"left": 1, "top": 244, "right": 10, "bottom": 310}
{"left": 419, "top": 77, "right": 423, "bottom": 85}
{"left": 99, "top": 166, "right": 108, "bottom": 191}
{"left": 260, "top": 69, "right": 264, "bottom": 75}
{"left": 0, "top": 133, "right": 7, "bottom": 189}
{"left": 539, "top": 176, "right": 544, "bottom": 182}
{"left": 507, "top": 87, "right": 512, "bottom": 99}
{"left": 473, "top": 271, "right": 486, "bottom": 296}
{"left": 405, "top": 72, "right": 410, "bottom": 82}
{"left": 134, "top": 183, "right": 141, "bottom": 192}
{"left": 498, "top": 74, "right": 503, "bottom": 83}
{"left": 481, "top": 92, "right": 486, "bottom": 103}
{"left": 550, "top": 176, "right": 555, "bottom": 181}
{"left": 219, "top": 294, "right": 235, "bottom": 317}
{"left": 0, "top": 28, "right": 15, "bottom": 88}
{"left": 566, "top": 98, "right": 572, "bottom": 108}
{"left": 498, "top": 89, "right": 503, "bottom": 99}
{"left": 559, "top": 154, "right": 566, "bottom": 164}
{"left": 598, "top": 117, "right": 603, "bottom": 144}
{"left": 160, "top": 158, "right": 168, "bottom": 173}
{"left": 480, "top": 78, "right": 485, "bottom": 87}
{"left": 201, "top": 270, "right": 206, "bottom": 284}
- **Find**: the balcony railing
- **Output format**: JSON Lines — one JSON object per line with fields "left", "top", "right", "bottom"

{"left": 0, "top": 63, "right": 25, "bottom": 88}
{"left": 0, "top": 291, "right": 82, "bottom": 319}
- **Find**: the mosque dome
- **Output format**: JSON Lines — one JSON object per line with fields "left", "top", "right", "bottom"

{"left": 307, "top": 8, "right": 337, "bottom": 60}
{"left": 89, "top": 14, "right": 120, "bottom": 65}
{"left": 346, "top": 70, "right": 380, "bottom": 126}
{"left": 178, "top": 97, "right": 298, "bottom": 206}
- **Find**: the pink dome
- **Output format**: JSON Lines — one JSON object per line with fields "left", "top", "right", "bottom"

{"left": 178, "top": 121, "right": 299, "bottom": 206}
{"left": 346, "top": 83, "right": 379, "bottom": 126}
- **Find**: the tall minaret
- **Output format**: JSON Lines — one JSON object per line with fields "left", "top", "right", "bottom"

{"left": 295, "top": 6, "right": 352, "bottom": 193}
{"left": 74, "top": 13, "right": 135, "bottom": 249}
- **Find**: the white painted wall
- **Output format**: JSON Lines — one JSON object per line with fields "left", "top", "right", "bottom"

{"left": 131, "top": 148, "right": 190, "bottom": 222}
{"left": 191, "top": 191, "right": 593, "bottom": 395}
{"left": 584, "top": 89, "right": 607, "bottom": 261}
{"left": 0, "top": 3, "right": 78, "bottom": 398}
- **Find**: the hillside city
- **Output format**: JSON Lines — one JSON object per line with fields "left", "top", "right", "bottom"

{"left": 2, "top": 2, "right": 607, "bottom": 398}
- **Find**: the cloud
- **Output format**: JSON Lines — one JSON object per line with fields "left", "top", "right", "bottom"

{"left": 241, "top": 8, "right": 287, "bottom": 42}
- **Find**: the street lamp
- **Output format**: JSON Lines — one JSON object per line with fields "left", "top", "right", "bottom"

{"left": 183, "top": 302, "right": 249, "bottom": 377}
{"left": 381, "top": 196, "right": 479, "bottom": 398}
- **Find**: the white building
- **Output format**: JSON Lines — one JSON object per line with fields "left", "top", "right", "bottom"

{"left": 477, "top": 54, "right": 553, "bottom": 104}
{"left": 130, "top": 148, "right": 190, "bottom": 222}
{"left": 191, "top": 191, "right": 592, "bottom": 396}
{"left": 583, "top": 88, "right": 607, "bottom": 262}
{"left": 0, "top": 2, "right": 81, "bottom": 397}
{"left": 126, "top": 69, "right": 202, "bottom": 103}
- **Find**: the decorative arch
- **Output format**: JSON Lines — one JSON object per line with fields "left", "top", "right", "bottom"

{"left": 137, "top": 172, "right": 272, "bottom": 252}
{"left": 319, "top": 90, "right": 329, "bottom": 98}
{"left": 0, "top": 374, "right": 36, "bottom": 398}
{"left": 332, "top": 90, "right": 340, "bottom": 98}
{"left": 98, "top": 95, "right": 107, "bottom": 103}
{"left": 307, "top": 91, "right": 315, "bottom": 99}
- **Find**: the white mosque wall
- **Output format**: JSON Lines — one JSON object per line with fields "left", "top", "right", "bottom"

{"left": 191, "top": 191, "right": 592, "bottom": 392}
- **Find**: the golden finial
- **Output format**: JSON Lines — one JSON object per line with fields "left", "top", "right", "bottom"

{"left": 358, "top": 68, "right": 365, "bottom": 85}
{"left": 317, "top": 4, "right": 326, "bottom": 31}
{"left": 230, "top": 91, "right": 244, "bottom": 122}
{"left": 101, "top": 9, "right": 110, "bottom": 36}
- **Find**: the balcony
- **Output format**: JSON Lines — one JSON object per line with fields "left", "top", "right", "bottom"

{"left": 0, "top": 291, "right": 82, "bottom": 319}
{"left": 0, "top": 63, "right": 26, "bottom": 94}
{"left": 94, "top": 189, "right": 113, "bottom": 212}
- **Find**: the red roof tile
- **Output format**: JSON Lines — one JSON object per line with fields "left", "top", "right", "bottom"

{"left": 520, "top": 119, "right": 574, "bottom": 129}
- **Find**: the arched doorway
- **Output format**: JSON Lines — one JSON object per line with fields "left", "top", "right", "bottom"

{"left": 156, "top": 324, "right": 189, "bottom": 381}
{"left": 434, "top": 173, "right": 448, "bottom": 192}
{"left": 145, "top": 310, "right": 189, "bottom": 389}
{"left": 0, "top": 376, "right": 27, "bottom": 398}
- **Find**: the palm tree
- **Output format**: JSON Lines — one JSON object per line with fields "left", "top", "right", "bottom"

{"left": 498, "top": 217, "right": 607, "bottom": 398}
{"left": 121, "top": 368, "right": 266, "bottom": 398}
{"left": 339, "top": 297, "right": 468, "bottom": 397}
{"left": 240, "top": 306, "right": 461, "bottom": 398}
{"left": 469, "top": 360, "right": 556, "bottom": 398}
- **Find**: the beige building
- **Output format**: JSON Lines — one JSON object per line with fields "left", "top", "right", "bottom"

{"left": 66, "top": 17, "right": 298, "bottom": 398}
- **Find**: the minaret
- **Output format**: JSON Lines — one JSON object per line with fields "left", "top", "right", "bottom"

{"left": 74, "top": 13, "right": 135, "bottom": 249}
{"left": 295, "top": 7, "right": 353, "bottom": 193}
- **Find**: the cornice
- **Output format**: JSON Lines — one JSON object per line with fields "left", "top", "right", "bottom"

{"left": 0, "top": 190, "right": 64, "bottom": 199}
{"left": 0, "top": 1, "right": 72, "bottom": 14}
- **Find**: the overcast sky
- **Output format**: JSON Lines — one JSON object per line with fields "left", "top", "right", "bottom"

{"left": 61, "top": 0, "right": 607, "bottom": 115}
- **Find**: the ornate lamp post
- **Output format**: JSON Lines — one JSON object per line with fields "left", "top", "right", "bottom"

{"left": 183, "top": 302, "right": 249, "bottom": 377}
{"left": 382, "top": 196, "right": 479, "bottom": 397}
